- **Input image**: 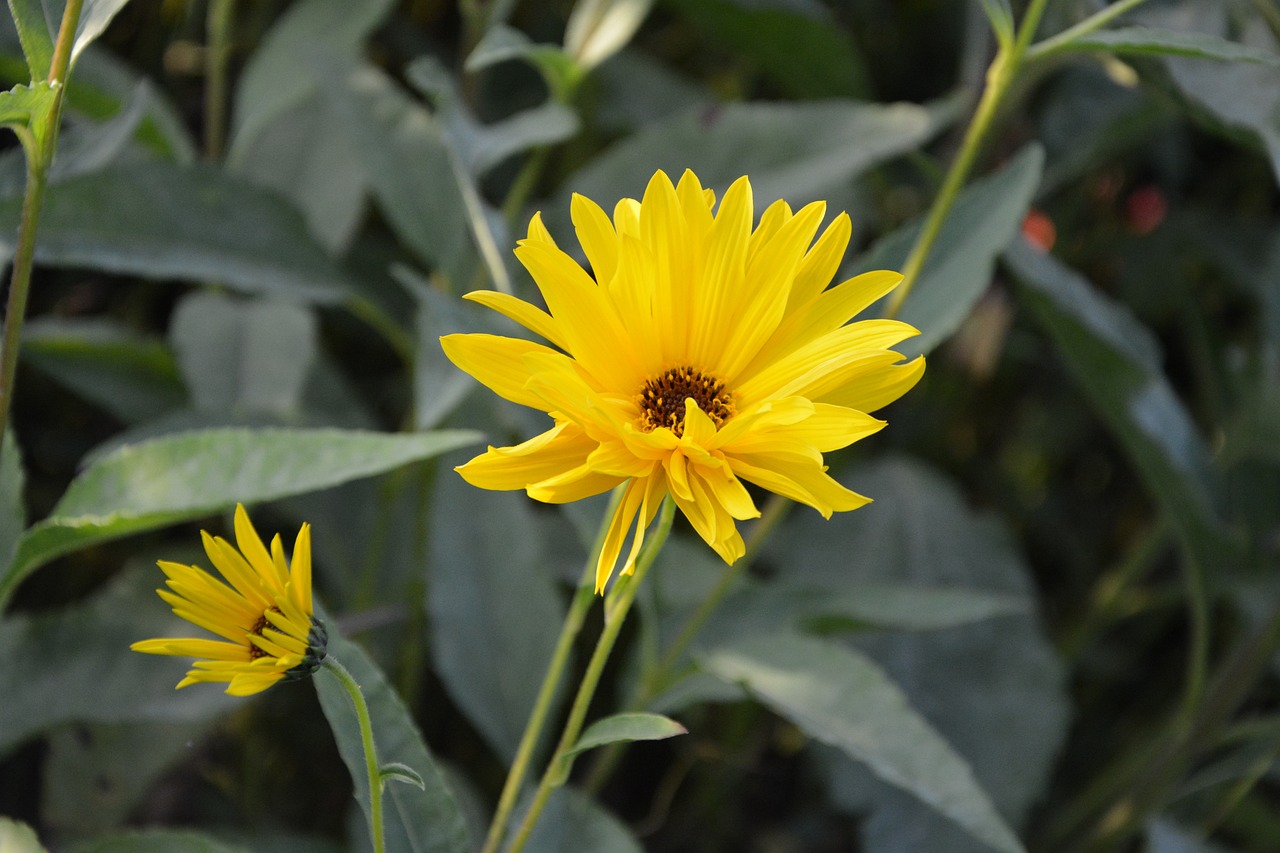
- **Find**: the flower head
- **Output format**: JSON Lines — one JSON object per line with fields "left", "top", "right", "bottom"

{"left": 442, "top": 170, "right": 924, "bottom": 592}
{"left": 132, "top": 504, "right": 324, "bottom": 696}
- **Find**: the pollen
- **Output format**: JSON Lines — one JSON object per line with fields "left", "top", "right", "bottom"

{"left": 638, "top": 366, "right": 735, "bottom": 436}
{"left": 246, "top": 609, "right": 279, "bottom": 660}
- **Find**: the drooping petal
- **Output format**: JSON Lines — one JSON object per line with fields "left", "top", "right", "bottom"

{"left": 457, "top": 421, "right": 597, "bottom": 492}
{"left": 462, "top": 290, "right": 571, "bottom": 352}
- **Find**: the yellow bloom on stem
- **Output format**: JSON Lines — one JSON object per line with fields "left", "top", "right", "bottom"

{"left": 442, "top": 170, "right": 925, "bottom": 592}
{"left": 132, "top": 504, "right": 325, "bottom": 696}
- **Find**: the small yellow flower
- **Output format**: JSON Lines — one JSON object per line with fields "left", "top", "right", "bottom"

{"left": 442, "top": 170, "right": 925, "bottom": 592}
{"left": 132, "top": 504, "right": 324, "bottom": 696}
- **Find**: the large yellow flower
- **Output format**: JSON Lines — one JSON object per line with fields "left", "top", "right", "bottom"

{"left": 442, "top": 169, "right": 924, "bottom": 592}
{"left": 132, "top": 504, "right": 324, "bottom": 696}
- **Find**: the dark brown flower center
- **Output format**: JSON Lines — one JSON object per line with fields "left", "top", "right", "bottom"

{"left": 247, "top": 608, "right": 280, "bottom": 660}
{"left": 638, "top": 366, "right": 735, "bottom": 437}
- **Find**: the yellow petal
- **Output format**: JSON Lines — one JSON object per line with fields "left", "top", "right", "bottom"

{"left": 572, "top": 192, "right": 620, "bottom": 286}
{"left": 690, "top": 176, "right": 752, "bottom": 364}
{"left": 596, "top": 479, "right": 646, "bottom": 592}
{"left": 290, "top": 523, "right": 313, "bottom": 617}
{"left": 527, "top": 461, "right": 626, "bottom": 503}
{"left": 130, "top": 638, "right": 249, "bottom": 660}
{"left": 818, "top": 355, "right": 926, "bottom": 413}
{"left": 462, "top": 290, "right": 571, "bottom": 352}
{"left": 787, "top": 211, "right": 852, "bottom": 308}
{"left": 457, "top": 421, "right": 596, "bottom": 492}
{"left": 730, "top": 453, "right": 871, "bottom": 517}
{"left": 440, "top": 333, "right": 560, "bottom": 411}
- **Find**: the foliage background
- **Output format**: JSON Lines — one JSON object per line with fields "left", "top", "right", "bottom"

{"left": 0, "top": 0, "right": 1277, "bottom": 851}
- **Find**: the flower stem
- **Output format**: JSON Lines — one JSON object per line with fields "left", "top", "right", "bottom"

{"left": 885, "top": 0, "right": 1049, "bottom": 318}
{"left": 204, "top": 0, "right": 236, "bottom": 161}
{"left": 322, "top": 656, "right": 386, "bottom": 853}
{"left": 0, "top": 0, "right": 84, "bottom": 451}
{"left": 507, "top": 498, "right": 677, "bottom": 853}
{"left": 480, "top": 487, "right": 627, "bottom": 853}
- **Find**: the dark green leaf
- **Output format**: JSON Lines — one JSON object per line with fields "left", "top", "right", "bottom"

{"left": 767, "top": 457, "right": 1068, "bottom": 852}
{"left": 43, "top": 719, "right": 213, "bottom": 836}
{"left": 0, "top": 566, "right": 238, "bottom": 754}
{"left": 1005, "top": 238, "right": 1238, "bottom": 574}
{"left": 314, "top": 626, "right": 471, "bottom": 853}
{"left": 564, "top": 712, "right": 686, "bottom": 759}
{"left": 7, "top": 0, "right": 51, "bottom": 81}
{"left": 0, "top": 162, "right": 353, "bottom": 303}
{"left": 22, "top": 317, "right": 185, "bottom": 423}
{"left": 561, "top": 98, "right": 947, "bottom": 214}
{"left": 427, "top": 475, "right": 564, "bottom": 762}
{"left": 1053, "top": 27, "right": 1280, "bottom": 64}
{"left": 665, "top": 0, "right": 871, "bottom": 98}
{"left": 69, "top": 830, "right": 247, "bottom": 853}
{"left": 0, "top": 427, "right": 481, "bottom": 607}
{"left": 227, "top": 0, "right": 394, "bottom": 160}
{"left": 323, "top": 63, "right": 474, "bottom": 288}
{"left": 700, "top": 632, "right": 1025, "bottom": 853}
{"left": 796, "top": 583, "right": 1030, "bottom": 633}
{"left": 169, "top": 293, "right": 317, "bottom": 416}
{"left": 517, "top": 788, "right": 642, "bottom": 853}
{"left": 851, "top": 143, "right": 1044, "bottom": 356}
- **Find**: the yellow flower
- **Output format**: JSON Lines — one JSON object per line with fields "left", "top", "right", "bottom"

{"left": 442, "top": 169, "right": 925, "bottom": 592}
{"left": 132, "top": 504, "right": 324, "bottom": 696}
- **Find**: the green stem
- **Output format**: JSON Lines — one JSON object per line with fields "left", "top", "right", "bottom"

{"left": 0, "top": 0, "right": 84, "bottom": 451}
{"left": 322, "top": 656, "right": 386, "bottom": 853}
{"left": 507, "top": 498, "right": 677, "bottom": 853}
{"left": 204, "top": 0, "right": 236, "bottom": 161}
{"left": 480, "top": 486, "right": 627, "bottom": 853}
{"left": 1025, "top": 0, "right": 1157, "bottom": 63}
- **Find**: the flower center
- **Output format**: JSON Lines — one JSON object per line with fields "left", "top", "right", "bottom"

{"left": 637, "top": 366, "right": 735, "bottom": 437}
{"left": 247, "top": 608, "right": 280, "bottom": 660}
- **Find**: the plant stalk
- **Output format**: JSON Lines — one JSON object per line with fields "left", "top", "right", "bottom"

{"left": 322, "top": 656, "right": 386, "bottom": 853}
{"left": 480, "top": 486, "right": 627, "bottom": 853}
{"left": 204, "top": 0, "right": 236, "bottom": 161}
{"left": 0, "top": 0, "right": 84, "bottom": 450}
{"left": 507, "top": 498, "right": 677, "bottom": 852}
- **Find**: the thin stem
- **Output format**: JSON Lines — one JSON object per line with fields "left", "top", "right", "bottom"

{"left": 322, "top": 656, "right": 386, "bottom": 853}
{"left": 204, "top": 0, "right": 236, "bottom": 161}
{"left": 480, "top": 487, "right": 627, "bottom": 853}
{"left": 507, "top": 498, "right": 677, "bottom": 853}
{"left": 886, "top": 0, "right": 1048, "bottom": 318}
{"left": 1025, "top": 0, "right": 1157, "bottom": 63}
{"left": 1177, "top": 550, "right": 1210, "bottom": 730}
{"left": 0, "top": 0, "right": 84, "bottom": 450}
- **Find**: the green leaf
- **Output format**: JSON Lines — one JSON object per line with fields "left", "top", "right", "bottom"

{"left": 427, "top": 475, "right": 564, "bottom": 762}
{"left": 314, "top": 626, "right": 471, "bottom": 853}
{"left": 169, "top": 292, "right": 317, "bottom": 416}
{"left": 405, "top": 55, "right": 578, "bottom": 178}
{"left": 22, "top": 317, "right": 185, "bottom": 423}
{"left": 43, "top": 719, "right": 214, "bottom": 837}
{"left": 851, "top": 143, "right": 1044, "bottom": 356}
{"left": 69, "top": 830, "right": 247, "bottom": 853}
{"left": 227, "top": 0, "right": 394, "bottom": 162}
{"left": 322, "top": 62, "right": 474, "bottom": 288}
{"left": 564, "top": 712, "right": 686, "bottom": 760}
{"left": 767, "top": 457, "right": 1068, "bottom": 852}
{"left": 1004, "top": 238, "right": 1238, "bottom": 574}
{"left": 379, "top": 761, "right": 426, "bottom": 790}
{"left": 0, "top": 162, "right": 353, "bottom": 303}
{"left": 795, "top": 583, "right": 1030, "bottom": 633}
{"left": 699, "top": 632, "right": 1026, "bottom": 853}
{"left": 0, "top": 427, "right": 480, "bottom": 607}
{"left": 1055, "top": 27, "right": 1280, "bottom": 64}
{"left": 516, "top": 788, "right": 642, "bottom": 853}
{"left": 465, "top": 23, "right": 582, "bottom": 101}
{"left": 0, "top": 817, "right": 48, "bottom": 853}
{"left": 0, "top": 80, "right": 56, "bottom": 152}
{"left": 665, "top": 0, "right": 871, "bottom": 98}
{"left": 7, "top": 0, "right": 52, "bottom": 81}
{"left": 397, "top": 265, "right": 480, "bottom": 430}
{"left": 560, "top": 98, "right": 947, "bottom": 215}
{"left": 0, "top": 565, "right": 238, "bottom": 754}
